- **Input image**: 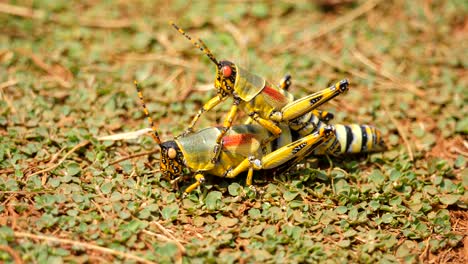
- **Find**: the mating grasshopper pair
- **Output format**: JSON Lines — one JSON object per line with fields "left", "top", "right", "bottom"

{"left": 135, "top": 80, "right": 384, "bottom": 193}
{"left": 131, "top": 24, "right": 386, "bottom": 193}
{"left": 171, "top": 23, "right": 350, "bottom": 164}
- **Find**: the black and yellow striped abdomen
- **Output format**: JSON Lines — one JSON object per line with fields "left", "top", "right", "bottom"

{"left": 315, "top": 124, "right": 386, "bottom": 155}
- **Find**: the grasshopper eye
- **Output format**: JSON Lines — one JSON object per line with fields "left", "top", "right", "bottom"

{"left": 222, "top": 65, "right": 232, "bottom": 77}
{"left": 168, "top": 148, "right": 177, "bottom": 159}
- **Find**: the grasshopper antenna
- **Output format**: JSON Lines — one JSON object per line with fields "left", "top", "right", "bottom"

{"left": 134, "top": 81, "right": 162, "bottom": 147}
{"left": 170, "top": 22, "right": 219, "bottom": 66}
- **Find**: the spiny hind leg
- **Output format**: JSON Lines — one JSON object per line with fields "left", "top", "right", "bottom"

{"left": 278, "top": 75, "right": 334, "bottom": 123}
{"left": 224, "top": 126, "right": 335, "bottom": 183}
{"left": 249, "top": 112, "right": 282, "bottom": 146}
{"left": 270, "top": 79, "right": 349, "bottom": 122}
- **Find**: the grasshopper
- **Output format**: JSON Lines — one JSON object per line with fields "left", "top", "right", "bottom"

{"left": 171, "top": 23, "right": 349, "bottom": 163}
{"left": 134, "top": 81, "right": 385, "bottom": 193}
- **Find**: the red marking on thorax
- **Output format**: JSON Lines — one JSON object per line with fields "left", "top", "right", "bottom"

{"left": 263, "top": 85, "right": 288, "bottom": 103}
{"left": 223, "top": 134, "right": 255, "bottom": 148}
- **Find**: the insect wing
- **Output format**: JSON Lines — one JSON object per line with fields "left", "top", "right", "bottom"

{"left": 222, "top": 134, "right": 261, "bottom": 156}
{"left": 234, "top": 66, "right": 265, "bottom": 101}
{"left": 262, "top": 84, "right": 292, "bottom": 109}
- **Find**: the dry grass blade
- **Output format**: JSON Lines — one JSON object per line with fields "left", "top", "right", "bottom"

{"left": 14, "top": 231, "right": 154, "bottom": 264}
{"left": 0, "top": 2, "right": 45, "bottom": 19}
{"left": 119, "top": 53, "right": 191, "bottom": 68}
{"left": 152, "top": 221, "right": 186, "bottom": 254}
{"left": 96, "top": 128, "right": 153, "bottom": 141}
{"left": 0, "top": 79, "right": 18, "bottom": 114}
{"left": 279, "top": 0, "right": 383, "bottom": 53}
{"left": 0, "top": 79, "right": 18, "bottom": 90}
{"left": 142, "top": 229, "right": 186, "bottom": 259}
{"left": 0, "top": 244, "right": 23, "bottom": 264}
{"left": 110, "top": 149, "right": 160, "bottom": 165}
{"left": 15, "top": 49, "right": 72, "bottom": 88}
{"left": 0, "top": 3, "right": 132, "bottom": 29}
{"left": 351, "top": 49, "right": 426, "bottom": 97}
{"left": 383, "top": 104, "right": 414, "bottom": 161}
{"left": 26, "top": 140, "right": 90, "bottom": 182}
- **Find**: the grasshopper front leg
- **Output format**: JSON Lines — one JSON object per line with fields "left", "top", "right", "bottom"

{"left": 225, "top": 126, "right": 335, "bottom": 183}
{"left": 184, "top": 173, "right": 206, "bottom": 193}
{"left": 182, "top": 94, "right": 226, "bottom": 136}
{"left": 212, "top": 98, "right": 240, "bottom": 163}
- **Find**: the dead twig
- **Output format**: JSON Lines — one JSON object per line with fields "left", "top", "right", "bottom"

{"left": 26, "top": 140, "right": 90, "bottom": 183}
{"left": 15, "top": 49, "right": 72, "bottom": 88}
{"left": 383, "top": 104, "right": 414, "bottom": 161}
{"left": 152, "top": 221, "right": 186, "bottom": 254}
{"left": 278, "top": 0, "right": 383, "bottom": 53}
{"left": 13, "top": 231, "right": 153, "bottom": 264}
{"left": 110, "top": 149, "right": 160, "bottom": 165}
{"left": 0, "top": 79, "right": 18, "bottom": 114}
{"left": 118, "top": 53, "right": 191, "bottom": 68}
{"left": 0, "top": 79, "right": 18, "bottom": 90}
{"left": 0, "top": 3, "right": 132, "bottom": 29}
{"left": 0, "top": 244, "right": 23, "bottom": 264}
{"left": 351, "top": 49, "right": 426, "bottom": 97}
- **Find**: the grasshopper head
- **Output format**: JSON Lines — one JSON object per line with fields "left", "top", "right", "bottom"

{"left": 160, "top": 141, "right": 186, "bottom": 179}
{"left": 214, "top": 60, "right": 237, "bottom": 96}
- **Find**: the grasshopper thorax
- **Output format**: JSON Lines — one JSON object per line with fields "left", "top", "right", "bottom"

{"left": 160, "top": 140, "right": 185, "bottom": 178}
{"left": 215, "top": 60, "right": 237, "bottom": 97}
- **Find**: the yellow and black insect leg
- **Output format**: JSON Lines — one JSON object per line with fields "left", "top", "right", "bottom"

{"left": 212, "top": 99, "right": 240, "bottom": 163}
{"left": 312, "top": 110, "right": 334, "bottom": 122}
{"left": 270, "top": 79, "right": 349, "bottom": 122}
{"left": 184, "top": 173, "right": 206, "bottom": 193}
{"left": 225, "top": 126, "right": 335, "bottom": 181}
{"left": 182, "top": 94, "right": 226, "bottom": 136}
{"left": 248, "top": 112, "right": 283, "bottom": 146}
{"left": 279, "top": 74, "right": 292, "bottom": 91}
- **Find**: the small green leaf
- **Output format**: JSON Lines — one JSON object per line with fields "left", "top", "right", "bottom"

{"left": 338, "top": 239, "right": 351, "bottom": 248}
{"left": 228, "top": 183, "right": 242, "bottom": 196}
{"left": 283, "top": 191, "right": 299, "bottom": 201}
{"left": 439, "top": 194, "right": 461, "bottom": 205}
{"left": 205, "top": 191, "right": 222, "bottom": 211}
{"left": 335, "top": 206, "right": 348, "bottom": 214}
{"left": 100, "top": 182, "right": 113, "bottom": 194}
{"left": 0, "top": 226, "right": 14, "bottom": 242}
{"left": 454, "top": 155, "right": 466, "bottom": 169}
{"left": 248, "top": 208, "right": 261, "bottom": 219}
{"left": 217, "top": 216, "right": 238, "bottom": 227}
{"left": 66, "top": 162, "right": 81, "bottom": 176}
{"left": 382, "top": 213, "right": 394, "bottom": 224}
{"left": 368, "top": 170, "right": 385, "bottom": 185}
{"left": 369, "top": 200, "right": 380, "bottom": 210}
{"left": 161, "top": 204, "right": 179, "bottom": 221}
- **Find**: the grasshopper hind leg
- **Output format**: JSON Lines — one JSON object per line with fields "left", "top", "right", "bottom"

{"left": 225, "top": 126, "right": 335, "bottom": 182}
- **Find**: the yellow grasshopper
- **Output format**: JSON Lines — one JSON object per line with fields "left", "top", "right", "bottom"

{"left": 171, "top": 23, "right": 349, "bottom": 164}
{"left": 134, "top": 81, "right": 385, "bottom": 193}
